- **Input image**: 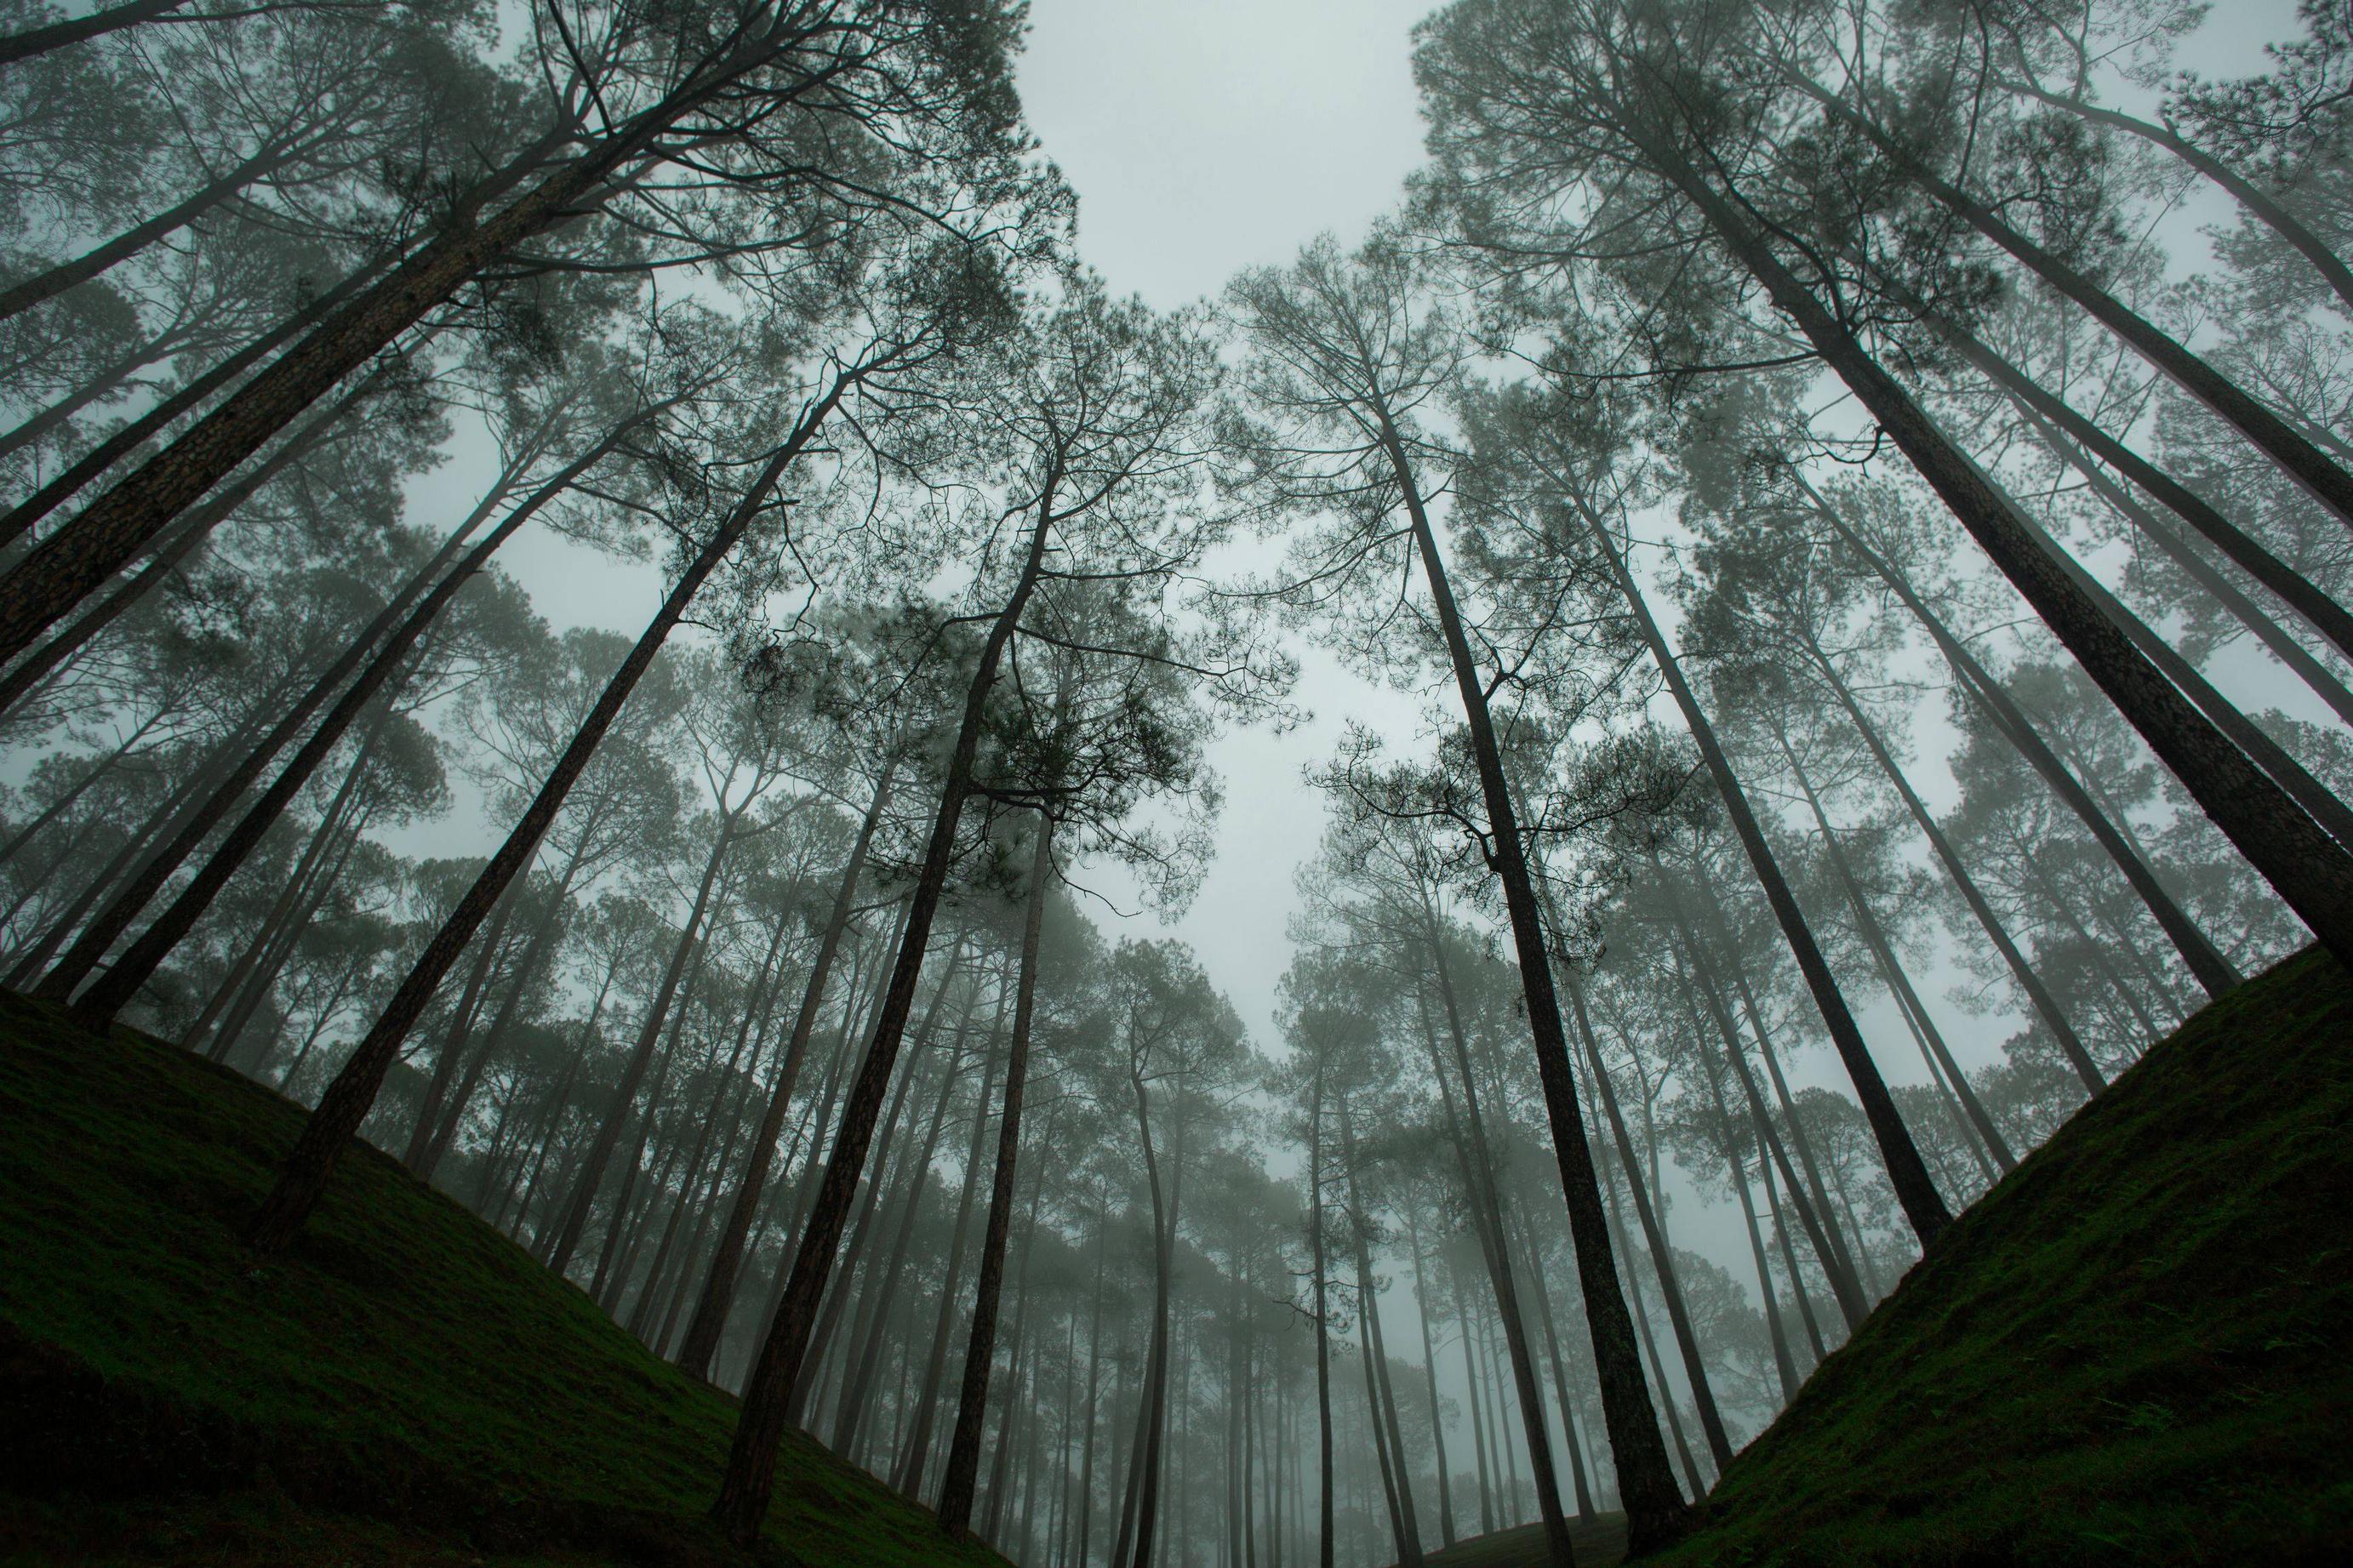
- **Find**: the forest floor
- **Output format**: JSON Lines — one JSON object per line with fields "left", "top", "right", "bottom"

{"left": 1405, "top": 944, "right": 2353, "bottom": 1568}
{"left": 0, "top": 989, "right": 1011, "bottom": 1567}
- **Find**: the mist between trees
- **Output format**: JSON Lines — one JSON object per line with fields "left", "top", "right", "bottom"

{"left": 1, "top": 0, "right": 2347, "bottom": 1559}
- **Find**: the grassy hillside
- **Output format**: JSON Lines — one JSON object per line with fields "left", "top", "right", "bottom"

{"left": 0, "top": 990, "right": 1009, "bottom": 1567}
{"left": 1653, "top": 946, "right": 2353, "bottom": 1566}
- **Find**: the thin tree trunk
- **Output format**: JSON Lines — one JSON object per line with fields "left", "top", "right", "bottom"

{"left": 678, "top": 764, "right": 894, "bottom": 1377}
{"left": 939, "top": 811, "right": 1054, "bottom": 1534}
{"left": 1415, "top": 933, "right": 1573, "bottom": 1565}
{"left": 0, "top": 252, "right": 391, "bottom": 547}
{"left": 1579, "top": 492, "right": 1954, "bottom": 1245}
{"left": 243, "top": 383, "right": 840, "bottom": 1255}
{"left": 0, "top": 25, "right": 814, "bottom": 663}
{"left": 1646, "top": 125, "right": 2353, "bottom": 971}
{"left": 1402, "top": 1205, "right": 1458, "bottom": 1546}
{"left": 0, "top": 145, "right": 294, "bottom": 325}
{"left": 1805, "top": 476, "right": 2242, "bottom": 996}
{"left": 1560, "top": 968, "right": 1734, "bottom": 1469}
{"left": 1793, "top": 73, "right": 2353, "bottom": 533}
{"left": 715, "top": 472, "right": 1059, "bottom": 1543}
{"left": 893, "top": 1027, "right": 1003, "bottom": 1496}
{"left": 1806, "top": 631, "right": 2106, "bottom": 1091}
{"left": 0, "top": 0, "right": 192, "bottom": 68}
{"left": 2008, "top": 77, "right": 2353, "bottom": 314}
{"left": 55, "top": 413, "right": 648, "bottom": 1020}
{"left": 1382, "top": 415, "right": 1685, "bottom": 1545}
{"left": 550, "top": 817, "right": 739, "bottom": 1275}
{"left": 1339, "top": 1102, "right": 1425, "bottom": 1562}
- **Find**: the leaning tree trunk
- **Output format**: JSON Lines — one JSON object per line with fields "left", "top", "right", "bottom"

{"left": 0, "top": 253, "right": 392, "bottom": 548}
{"left": 1577, "top": 490, "right": 1953, "bottom": 1246}
{"left": 0, "top": 0, "right": 193, "bottom": 67}
{"left": 0, "top": 20, "right": 802, "bottom": 663}
{"left": 937, "top": 810, "right": 1053, "bottom": 1535}
{"left": 1792, "top": 73, "right": 2353, "bottom": 535}
{"left": 1773, "top": 736, "right": 2021, "bottom": 1175}
{"left": 1380, "top": 416, "right": 1688, "bottom": 1548}
{"left": 1801, "top": 476, "right": 2243, "bottom": 995}
{"left": 59, "top": 419, "right": 644, "bottom": 1022}
{"left": 0, "top": 144, "right": 294, "bottom": 326}
{"left": 551, "top": 817, "right": 740, "bottom": 1276}
{"left": 1339, "top": 1101, "right": 1426, "bottom": 1564}
{"left": 1415, "top": 935, "right": 1574, "bottom": 1568}
{"left": 1641, "top": 118, "right": 2353, "bottom": 971}
{"left": 713, "top": 479, "right": 1058, "bottom": 1546}
{"left": 2006, "top": 77, "right": 2353, "bottom": 316}
{"left": 0, "top": 359, "right": 394, "bottom": 722}
{"left": 677, "top": 763, "right": 894, "bottom": 1379}
{"left": 1559, "top": 968, "right": 1735, "bottom": 1469}
{"left": 243, "top": 383, "right": 840, "bottom": 1255}
{"left": 1910, "top": 299, "right": 2353, "bottom": 671}
{"left": 2010, "top": 389, "right": 2353, "bottom": 729}
{"left": 1803, "top": 633, "right": 2107, "bottom": 1091}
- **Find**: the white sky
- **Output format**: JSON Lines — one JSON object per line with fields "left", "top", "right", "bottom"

{"left": 1014, "top": 0, "right": 1437, "bottom": 1042}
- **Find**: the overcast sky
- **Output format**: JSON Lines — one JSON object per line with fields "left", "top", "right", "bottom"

{"left": 1012, "top": 0, "right": 1439, "bottom": 1042}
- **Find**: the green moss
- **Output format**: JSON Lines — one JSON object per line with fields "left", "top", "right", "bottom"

{"left": 0, "top": 991, "right": 1008, "bottom": 1568}
{"left": 1652, "top": 946, "right": 2353, "bottom": 1566}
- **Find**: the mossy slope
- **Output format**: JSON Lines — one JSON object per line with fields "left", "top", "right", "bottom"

{"left": 1657, "top": 947, "right": 2353, "bottom": 1566}
{"left": 0, "top": 991, "right": 1008, "bottom": 1567}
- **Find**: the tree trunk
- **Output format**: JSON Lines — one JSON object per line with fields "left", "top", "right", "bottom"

{"left": 678, "top": 763, "right": 894, "bottom": 1377}
{"left": 1794, "top": 72, "right": 2353, "bottom": 533}
{"left": 1579, "top": 493, "right": 1953, "bottom": 1245}
{"left": 243, "top": 384, "right": 838, "bottom": 1255}
{"left": 550, "top": 816, "right": 738, "bottom": 1275}
{"left": 0, "top": 0, "right": 192, "bottom": 67}
{"left": 714, "top": 474, "right": 1059, "bottom": 1543}
{"left": 1339, "top": 1102, "right": 1425, "bottom": 1563}
{"left": 0, "top": 252, "right": 391, "bottom": 547}
{"left": 2006, "top": 77, "right": 2353, "bottom": 314}
{"left": 1646, "top": 123, "right": 2353, "bottom": 972}
{"left": 1805, "top": 477, "right": 2242, "bottom": 996}
{"left": 1773, "top": 739, "right": 2020, "bottom": 1175}
{"left": 1402, "top": 1205, "right": 1458, "bottom": 1546}
{"left": 59, "top": 415, "right": 647, "bottom": 1021}
{"left": 1806, "top": 632, "right": 2106, "bottom": 1091}
{"left": 1560, "top": 968, "right": 1734, "bottom": 1469}
{"left": 893, "top": 1025, "right": 1002, "bottom": 1496}
{"left": 0, "top": 18, "right": 808, "bottom": 661}
{"left": 1308, "top": 1060, "right": 1336, "bottom": 1568}
{"left": 938, "top": 812, "right": 1053, "bottom": 1534}
{"left": 1918, "top": 305, "right": 2353, "bottom": 676}
{"left": 0, "top": 145, "right": 294, "bottom": 325}
{"left": 1414, "top": 941, "right": 1573, "bottom": 1565}
{"left": 1382, "top": 417, "right": 1686, "bottom": 1546}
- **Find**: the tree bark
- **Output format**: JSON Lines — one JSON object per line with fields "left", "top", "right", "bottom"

{"left": 51, "top": 413, "right": 633, "bottom": 1018}
{"left": 0, "top": 16, "right": 810, "bottom": 662}
{"left": 0, "top": 0, "right": 192, "bottom": 66}
{"left": 1560, "top": 968, "right": 1734, "bottom": 1469}
{"left": 1803, "top": 476, "right": 2244, "bottom": 995}
{"left": 678, "top": 764, "right": 894, "bottom": 1377}
{"left": 1793, "top": 72, "right": 2353, "bottom": 533}
{"left": 1804, "top": 631, "right": 2106, "bottom": 1091}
